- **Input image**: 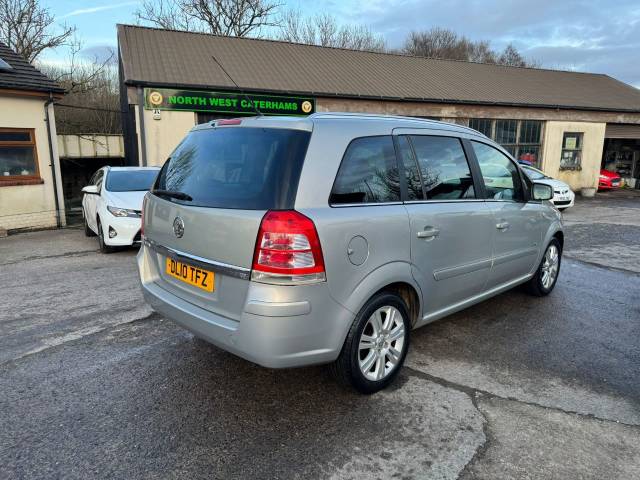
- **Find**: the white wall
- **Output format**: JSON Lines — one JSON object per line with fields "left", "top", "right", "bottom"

{"left": 0, "top": 95, "right": 65, "bottom": 231}
{"left": 135, "top": 107, "right": 195, "bottom": 167}
{"left": 541, "top": 121, "right": 606, "bottom": 191}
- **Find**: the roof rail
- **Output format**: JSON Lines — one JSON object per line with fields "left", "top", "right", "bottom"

{"left": 308, "top": 112, "right": 483, "bottom": 135}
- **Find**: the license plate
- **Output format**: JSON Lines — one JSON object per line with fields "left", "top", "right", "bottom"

{"left": 165, "top": 258, "right": 214, "bottom": 292}
{"left": 612, "top": 181, "right": 620, "bottom": 186}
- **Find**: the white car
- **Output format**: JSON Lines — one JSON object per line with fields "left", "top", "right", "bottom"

{"left": 81, "top": 166, "right": 160, "bottom": 252}
{"left": 520, "top": 165, "right": 575, "bottom": 210}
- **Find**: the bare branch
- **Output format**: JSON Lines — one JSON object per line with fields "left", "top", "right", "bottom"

{"left": 0, "top": 0, "right": 74, "bottom": 62}
{"left": 38, "top": 41, "right": 120, "bottom": 135}
{"left": 134, "top": 0, "right": 196, "bottom": 31}
{"left": 278, "top": 10, "right": 385, "bottom": 51}
{"left": 403, "top": 28, "right": 537, "bottom": 67}
{"left": 134, "top": 0, "right": 282, "bottom": 37}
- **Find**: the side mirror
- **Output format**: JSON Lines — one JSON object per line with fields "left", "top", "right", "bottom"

{"left": 82, "top": 185, "right": 99, "bottom": 195}
{"left": 532, "top": 182, "right": 553, "bottom": 201}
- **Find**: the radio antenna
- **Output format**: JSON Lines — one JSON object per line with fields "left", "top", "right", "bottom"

{"left": 211, "top": 55, "right": 263, "bottom": 117}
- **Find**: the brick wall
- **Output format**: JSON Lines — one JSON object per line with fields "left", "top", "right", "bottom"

{"left": 0, "top": 210, "right": 57, "bottom": 232}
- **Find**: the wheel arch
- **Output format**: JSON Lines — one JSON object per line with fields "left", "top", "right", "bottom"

{"left": 552, "top": 230, "right": 564, "bottom": 250}
{"left": 341, "top": 262, "right": 423, "bottom": 329}
{"left": 374, "top": 282, "right": 421, "bottom": 328}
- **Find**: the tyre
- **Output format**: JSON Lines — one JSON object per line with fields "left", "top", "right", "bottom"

{"left": 330, "top": 292, "right": 411, "bottom": 394}
{"left": 97, "top": 218, "right": 114, "bottom": 253}
{"left": 525, "top": 238, "right": 561, "bottom": 296}
{"left": 83, "top": 209, "right": 96, "bottom": 237}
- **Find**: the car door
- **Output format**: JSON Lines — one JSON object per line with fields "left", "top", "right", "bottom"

{"left": 84, "top": 169, "right": 104, "bottom": 231}
{"left": 470, "top": 141, "right": 543, "bottom": 289}
{"left": 397, "top": 132, "right": 495, "bottom": 320}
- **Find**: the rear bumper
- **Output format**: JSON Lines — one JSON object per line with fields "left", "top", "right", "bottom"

{"left": 137, "top": 246, "right": 354, "bottom": 368}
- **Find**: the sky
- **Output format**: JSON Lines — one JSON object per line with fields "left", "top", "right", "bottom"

{"left": 41, "top": 0, "right": 640, "bottom": 87}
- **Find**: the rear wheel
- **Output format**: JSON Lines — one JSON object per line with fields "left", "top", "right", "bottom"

{"left": 97, "top": 218, "right": 114, "bottom": 254}
{"left": 330, "top": 292, "right": 410, "bottom": 394}
{"left": 525, "top": 238, "right": 561, "bottom": 296}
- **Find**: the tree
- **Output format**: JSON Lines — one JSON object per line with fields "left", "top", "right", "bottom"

{"left": 0, "top": 0, "right": 74, "bottom": 63}
{"left": 134, "top": 0, "right": 281, "bottom": 37}
{"left": 38, "top": 39, "right": 121, "bottom": 134}
{"left": 403, "top": 27, "right": 537, "bottom": 67}
{"left": 498, "top": 43, "right": 529, "bottom": 67}
{"left": 279, "top": 10, "right": 385, "bottom": 51}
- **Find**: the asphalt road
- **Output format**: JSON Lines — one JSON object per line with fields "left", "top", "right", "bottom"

{"left": 1, "top": 195, "right": 639, "bottom": 479}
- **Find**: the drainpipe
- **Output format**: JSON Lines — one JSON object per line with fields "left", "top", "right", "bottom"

{"left": 45, "top": 93, "right": 62, "bottom": 228}
{"left": 137, "top": 86, "right": 148, "bottom": 166}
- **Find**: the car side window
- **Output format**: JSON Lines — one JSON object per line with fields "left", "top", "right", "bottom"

{"left": 330, "top": 136, "right": 401, "bottom": 205}
{"left": 396, "top": 136, "right": 423, "bottom": 200}
{"left": 409, "top": 135, "right": 475, "bottom": 200}
{"left": 94, "top": 170, "right": 104, "bottom": 190}
{"left": 471, "top": 141, "right": 524, "bottom": 201}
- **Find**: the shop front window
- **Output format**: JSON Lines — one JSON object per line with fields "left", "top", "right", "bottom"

{"left": 468, "top": 119, "right": 543, "bottom": 167}
{"left": 0, "top": 129, "right": 40, "bottom": 183}
{"left": 560, "top": 132, "right": 583, "bottom": 170}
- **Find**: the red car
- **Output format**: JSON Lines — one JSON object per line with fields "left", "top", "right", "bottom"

{"left": 599, "top": 169, "right": 621, "bottom": 190}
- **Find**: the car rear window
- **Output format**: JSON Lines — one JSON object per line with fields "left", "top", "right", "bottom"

{"left": 329, "top": 136, "right": 401, "bottom": 205}
{"left": 106, "top": 170, "right": 159, "bottom": 192}
{"left": 154, "top": 127, "right": 311, "bottom": 210}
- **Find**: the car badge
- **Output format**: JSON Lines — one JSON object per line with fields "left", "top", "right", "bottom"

{"left": 173, "top": 216, "right": 185, "bottom": 238}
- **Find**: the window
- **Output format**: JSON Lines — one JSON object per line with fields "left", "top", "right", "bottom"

{"left": 468, "top": 119, "right": 492, "bottom": 137}
{"left": 89, "top": 170, "right": 100, "bottom": 186}
{"left": 410, "top": 136, "right": 475, "bottom": 200}
{"left": 468, "top": 119, "right": 543, "bottom": 167}
{"left": 495, "top": 120, "right": 517, "bottom": 146}
{"left": 472, "top": 141, "right": 523, "bottom": 201}
{"left": 90, "top": 169, "right": 104, "bottom": 190}
{"left": 106, "top": 170, "right": 159, "bottom": 192}
{"left": 155, "top": 127, "right": 311, "bottom": 210}
{"left": 0, "top": 129, "right": 39, "bottom": 183}
{"left": 396, "top": 136, "right": 423, "bottom": 200}
{"left": 560, "top": 132, "right": 583, "bottom": 170}
{"left": 521, "top": 165, "right": 548, "bottom": 181}
{"left": 330, "top": 136, "right": 400, "bottom": 204}
{"left": 0, "top": 57, "right": 12, "bottom": 71}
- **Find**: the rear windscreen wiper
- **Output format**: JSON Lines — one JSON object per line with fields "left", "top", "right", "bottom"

{"left": 152, "top": 189, "right": 193, "bottom": 201}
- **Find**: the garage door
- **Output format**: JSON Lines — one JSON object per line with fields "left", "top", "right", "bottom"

{"left": 605, "top": 124, "right": 640, "bottom": 139}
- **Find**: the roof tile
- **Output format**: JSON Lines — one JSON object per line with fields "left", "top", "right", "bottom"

{"left": 0, "top": 42, "right": 64, "bottom": 94}
{"left": 117, "top": 24, "right": 640, "bottom": 113}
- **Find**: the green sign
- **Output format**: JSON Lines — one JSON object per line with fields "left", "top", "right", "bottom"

{"left": 144, "top": 88, "right": 315, "bottom": 116}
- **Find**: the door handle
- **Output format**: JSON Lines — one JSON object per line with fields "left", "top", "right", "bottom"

{"left": 496, "top": 221, "right": 510, "bottom": 231}
{"left": 417, "top": 227, "right": 440, "bottom": 239}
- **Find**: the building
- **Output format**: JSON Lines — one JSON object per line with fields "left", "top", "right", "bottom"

{"left": 0, "top": 42, "right": 65, "bottom": 233}
{"left": 117, "top": 24, "right": 640, "bottom": 191}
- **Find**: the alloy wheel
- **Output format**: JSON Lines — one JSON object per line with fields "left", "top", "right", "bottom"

{"left": 541, "top": 244, "right": 559, "bottom": 289}
{"left": 358, "top": 306, "right": 406, "bottom": 381}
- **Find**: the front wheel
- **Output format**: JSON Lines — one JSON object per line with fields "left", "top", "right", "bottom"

{"left": 97, "top": 218, "right": 114, "bottom": 254}
{"left": 330, "top": 292, "right": 411, "bottom": 394}
{"left": 525, "top": 238, "right": 561, "bottom": 296}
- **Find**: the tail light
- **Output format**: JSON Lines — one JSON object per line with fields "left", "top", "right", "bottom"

{"left": 251, "top": 210, "right": 326, "bottom": 284}
{"left": 141, "top": 194, "right": 147, "bottom": 237}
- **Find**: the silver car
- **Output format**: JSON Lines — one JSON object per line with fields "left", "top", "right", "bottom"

{"left": 138, "top": 113, "right": 563, "bottom": 393}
